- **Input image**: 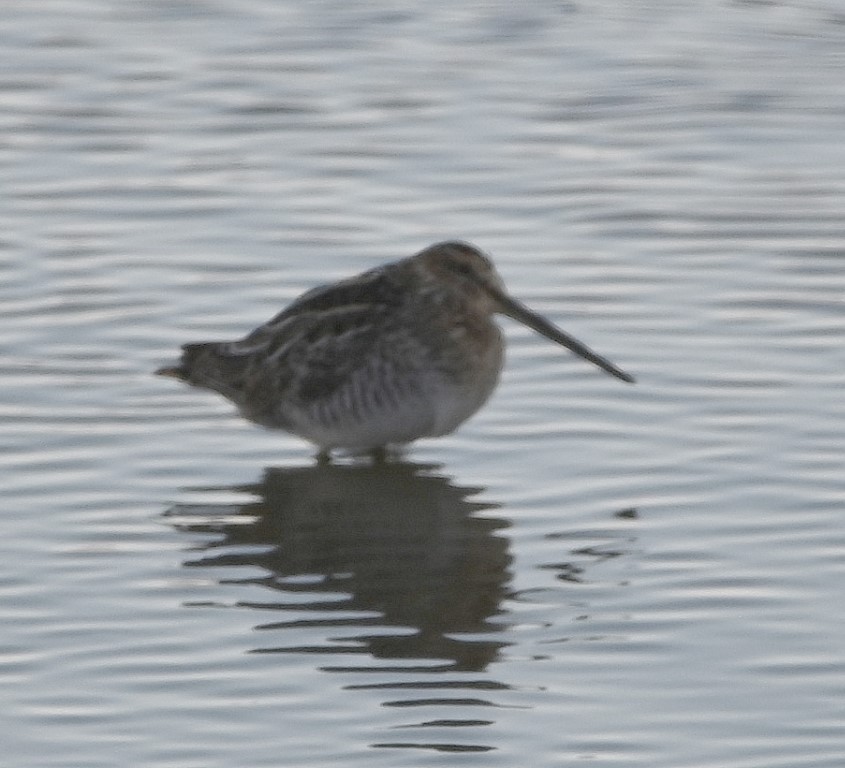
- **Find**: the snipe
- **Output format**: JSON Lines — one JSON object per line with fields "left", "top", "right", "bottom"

{"left": 158, "top": 241, "right": 634, "bottom": 455}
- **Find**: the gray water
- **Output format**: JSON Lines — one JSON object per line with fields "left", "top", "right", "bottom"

{"left": 3, "top": 1, "right": 845, "bottom": 766}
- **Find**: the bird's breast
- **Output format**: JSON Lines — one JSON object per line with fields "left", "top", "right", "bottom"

{"left": 425, "top": 315, "right": 505, "bottom": 437}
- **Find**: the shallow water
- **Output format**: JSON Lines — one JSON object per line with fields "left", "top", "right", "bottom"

{"left": 2, "top": 1, "right": 845, "bottom": 766}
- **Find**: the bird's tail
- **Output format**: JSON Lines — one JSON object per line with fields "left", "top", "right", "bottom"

{"left": 156, "top": 342, "right": 247, "bottom": 401}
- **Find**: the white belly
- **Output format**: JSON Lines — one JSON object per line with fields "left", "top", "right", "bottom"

{"left": 282, "top": 332, "right": 504, "bottom": 452}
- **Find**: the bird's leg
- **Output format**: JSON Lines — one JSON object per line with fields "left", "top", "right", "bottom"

{"left": 369, "top": 446, "right": 389, "bottom": 464}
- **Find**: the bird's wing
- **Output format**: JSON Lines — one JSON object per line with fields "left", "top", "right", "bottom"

{"left": 247, "top": 264, "right": 403, "bottom": 344}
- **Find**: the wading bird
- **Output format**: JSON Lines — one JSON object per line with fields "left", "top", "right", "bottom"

{"left": 158, "top": 241, "right": 634, "bottom": 456}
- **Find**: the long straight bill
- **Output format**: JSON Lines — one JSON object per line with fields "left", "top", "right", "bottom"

{"left": 492, "top": 288, "right": 635, "bottom": 384}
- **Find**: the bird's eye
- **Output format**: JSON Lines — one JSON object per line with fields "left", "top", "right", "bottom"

{"left": 448, "top": 259, "right": 473, "bottom": 276}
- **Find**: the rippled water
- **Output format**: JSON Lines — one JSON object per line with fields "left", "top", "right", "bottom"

{"left": 3, "top": 1, "right": 845, "bottom": 766}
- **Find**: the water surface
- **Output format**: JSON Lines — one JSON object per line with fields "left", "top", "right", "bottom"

{"left": 2, "top": 1, "right": 845, "bottom": 766}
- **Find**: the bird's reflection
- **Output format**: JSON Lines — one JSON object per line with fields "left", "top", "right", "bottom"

{"left": 166, "top": 460, "right": 512, "bottom": 673}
